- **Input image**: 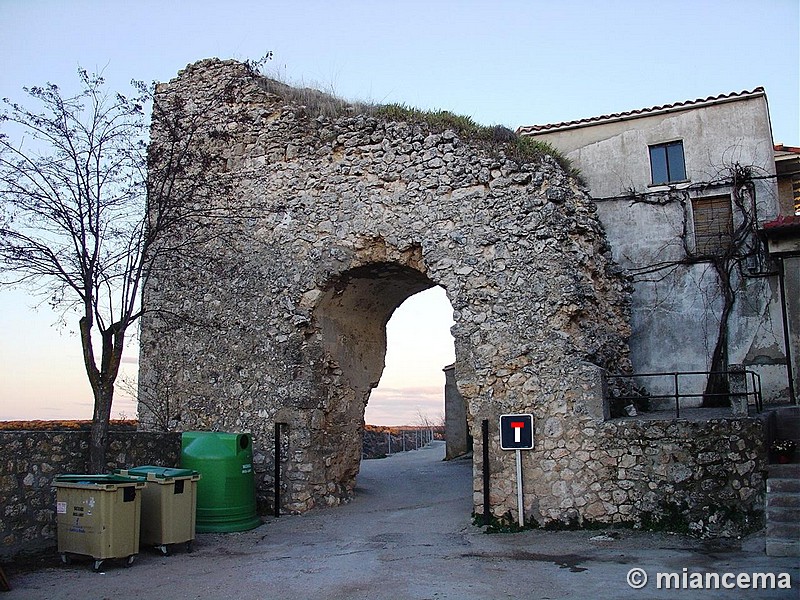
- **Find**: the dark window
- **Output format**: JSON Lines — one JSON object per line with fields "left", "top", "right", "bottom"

{"left": 692, "top": 195, "right": 733, "bottom": 256}
{"left": 649, "top": 141, "right": 686, "bottom": 184}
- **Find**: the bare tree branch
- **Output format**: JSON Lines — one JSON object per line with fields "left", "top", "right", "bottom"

{"left": 0, "top": 65, "right": 249, "bottom": 471}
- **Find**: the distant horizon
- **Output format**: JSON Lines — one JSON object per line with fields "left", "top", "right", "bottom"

{"left": 0, "top": 286, "right": 454, "bottom": 427}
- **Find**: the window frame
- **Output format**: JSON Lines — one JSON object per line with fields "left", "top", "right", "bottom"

{"left": 649, "top": 140, "right": 687, "bottom": 185}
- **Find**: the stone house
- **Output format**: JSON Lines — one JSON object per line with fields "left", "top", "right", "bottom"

{"left": 519, "top": 89, "right": 796, "bottom": 408}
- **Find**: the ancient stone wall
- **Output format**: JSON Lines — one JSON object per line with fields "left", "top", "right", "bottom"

{"left": 0, "top": 430, "right": 181, "bottom": 559}
{"left": 140, "top": 59, "right": 632, "bottom": 519}
{"left": 137, "top": 59, "right": 770, "bottom": 535}
{"left": 479, "top": 415, "right": 766, "bottom": 536}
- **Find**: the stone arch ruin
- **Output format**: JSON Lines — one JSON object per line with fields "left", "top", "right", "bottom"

{"left": 140, "top": 59, "right": 635, "bottom": 520}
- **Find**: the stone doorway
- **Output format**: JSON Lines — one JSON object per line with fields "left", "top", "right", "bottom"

{"left": 310, "top": 261, "right": 462, "bottom": 505}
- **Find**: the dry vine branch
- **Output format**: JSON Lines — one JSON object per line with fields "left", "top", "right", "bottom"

{"left": 622, "top": 162, "right": 772, "bottom": 406}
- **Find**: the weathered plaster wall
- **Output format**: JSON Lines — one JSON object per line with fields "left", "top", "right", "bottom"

{"left": 139, "top": 59, "right": 632, "bottom": 519}
{"left": 528, "top": 94, "right": 777, "bottom": 201}
{"left": 784, "top": 254, "right": 800, "bottom": 396}
{"left": 443, "top": 364, "right": 469, "bottom": 459}
{"left": 525, "top": 94, "right": 787, "bottom": 404}
{"left": 0, "top": 430, "right": 181, "bottom": 559}
{"left": 765, "top": 230, "right": 800, "bottom": 401}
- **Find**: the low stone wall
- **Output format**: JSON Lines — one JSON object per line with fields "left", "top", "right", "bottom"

{"left": 593, "top": 419, "right": 766, "bottom": 536}
{"left": 481, "top": 416, "right": 767, "bottom": 537}
{"left": 0, "top": 430, "right": 181, "bottom": 560}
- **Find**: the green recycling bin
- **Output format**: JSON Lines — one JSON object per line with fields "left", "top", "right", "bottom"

{"left": 181, "top": 432, "right": 261, "bottom": 532}
{"left": 117, "top": 466, "right": 201, "bottom": 555}
{"left": 53, "top": 474, "right": 144, "bottom": 571}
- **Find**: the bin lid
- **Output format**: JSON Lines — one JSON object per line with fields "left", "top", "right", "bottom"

{"left": 53, "top": 473, "right": 143, "bottom": 488}
{"left": 122, "top": 465, "right": 199, "bottom": 480}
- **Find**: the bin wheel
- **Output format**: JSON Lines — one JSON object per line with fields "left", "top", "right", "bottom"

{"left": 60, "top": 553, "right": 71, "bottom": 565}
{"left": 125, "top": 555, "right": 136, "bottom": 568}
{"left": 186, "top": 541, "right": 194, "bottom": 553}
{"left": 157, "top": 545, "right": 169, "bottom": 557}
{"left": 92, "top": 560, "right": 104, "bottom": 573}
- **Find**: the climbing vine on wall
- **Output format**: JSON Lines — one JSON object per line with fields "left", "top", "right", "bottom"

{"left": 627, "top": 163, "right": 774, "bottom": 406}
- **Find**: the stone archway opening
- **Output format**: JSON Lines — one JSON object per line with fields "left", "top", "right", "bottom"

{"left": 366, "top": 285, "right": 455, "bottom": 429}
{"left": 315, "top": 261, "right": 436, "bottom": 406}
{"left": 312, "top": 260, "right": 464, "bottom": 502}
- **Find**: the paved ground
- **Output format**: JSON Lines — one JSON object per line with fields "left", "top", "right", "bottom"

{"left": 5, "top": 441, "right": 798, "bottom": 599}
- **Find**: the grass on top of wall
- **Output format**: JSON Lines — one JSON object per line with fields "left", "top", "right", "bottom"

{"left": 251, "top": 68, "right": 580, "bottom": 179}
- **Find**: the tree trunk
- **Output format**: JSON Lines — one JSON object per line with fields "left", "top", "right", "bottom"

{"left": 89, "top": 383, "right": 115, "bottom": 473}
{"left": 82, "top": 319, "right": 127, "bottom": 473}
{"left": 703, "top": 261, "right": 735, "bottom": 407}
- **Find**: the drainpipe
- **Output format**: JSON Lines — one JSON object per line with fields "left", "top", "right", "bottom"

{"left": 776, "top": 257, "right": 797, "bottom": 404}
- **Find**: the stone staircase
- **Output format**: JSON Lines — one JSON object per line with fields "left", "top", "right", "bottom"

{"left": 765, "top": 406, "right": 800, "bottom": 557}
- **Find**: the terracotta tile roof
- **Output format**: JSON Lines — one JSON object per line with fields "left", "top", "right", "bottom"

{"left": 774, "top": 144, "right": 800, "bottom": 154}
{"left": 762, "top": 215, "right": 800, "bottom": 232}
{"left": 517, "top": 88, "right": 766, "bottom": 135}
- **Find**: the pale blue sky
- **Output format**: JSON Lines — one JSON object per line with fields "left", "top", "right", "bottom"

{"left": 1, "top": 0, "right": 798, "bottom": 424}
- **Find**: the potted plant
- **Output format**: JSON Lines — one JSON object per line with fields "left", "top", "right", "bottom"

{"left": 770, "top": 439, "right": 796, "bottom": 464}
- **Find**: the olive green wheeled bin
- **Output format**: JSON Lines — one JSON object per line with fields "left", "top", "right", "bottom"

{"left": 117, "top": 466, "right": 201, "bottom": 555}
{"left": 53, "top": 474, "right": 144, "bottom": 572}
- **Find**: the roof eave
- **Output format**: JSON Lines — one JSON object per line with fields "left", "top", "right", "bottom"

{"left": 518, "top": 89, "right": 767, "bottom": 136}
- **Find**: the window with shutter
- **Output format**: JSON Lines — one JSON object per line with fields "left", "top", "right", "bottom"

{"left": 691, "top": 195, "right": 733, "bottom": 256}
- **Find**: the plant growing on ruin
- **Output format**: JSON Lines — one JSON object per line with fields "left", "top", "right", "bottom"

{"left": 472, "top": 511, "right": 541, "bottom": 533}
{"left": 374, "top": 103, "right": 579, "bottom": 175}
{"left": 250, "top": 61, "right": 581, "bottom": 179}
{"left": 0, "top": 68, "right": 224, "bottom": 471}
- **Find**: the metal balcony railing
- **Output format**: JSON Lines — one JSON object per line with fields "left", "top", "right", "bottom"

{"left": 604, "top": 370, "right": 763, "bottom": 419}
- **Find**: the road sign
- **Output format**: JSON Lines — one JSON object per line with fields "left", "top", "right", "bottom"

{"left": 499, "top": 414, "right": 534, "bottom": 450}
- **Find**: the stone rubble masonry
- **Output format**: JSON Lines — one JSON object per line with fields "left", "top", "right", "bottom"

{"left": 477, "top": 416, "right": 766, "bottom": 537}
{"left": 0, "top": 430, "right": 180, "bottom": 560}
{"left": 138, "top": 58, "right": 765, "bottom": 534}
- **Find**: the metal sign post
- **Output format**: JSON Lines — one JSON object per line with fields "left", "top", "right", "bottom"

{"left": 499, "top": 414, "right": 534, "bottom": 527}
{"left": 515, "top": 449, "right": 524, "bottom": 527}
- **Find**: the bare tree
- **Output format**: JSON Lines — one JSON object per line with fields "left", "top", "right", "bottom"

{"left": 697, "top": 164, "right": 769, "bottom": 403}
{"left": 0, "top": 68, "right": 219, "bottom": 471}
